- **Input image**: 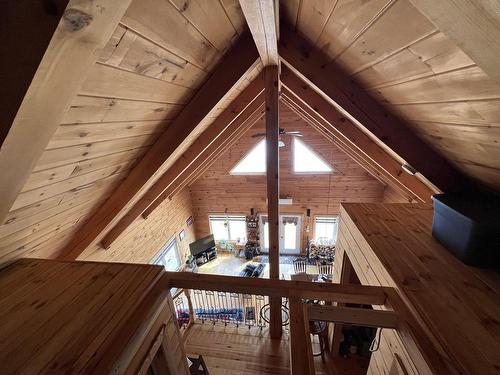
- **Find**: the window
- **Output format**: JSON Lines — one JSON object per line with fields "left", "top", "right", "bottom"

{"left": 153, "top": 237, "right": 181, "bottom": 271}
{"left": 314, "top": 216, "right": 339, "bottom": 245}
{"left": 230, "top": 140, "right": 266, "bottom": 174}
{"left": 294, "top": 138, "right": 332, "bottom": 173}
{"left": 209, "top": 215, "right": 247, "bottom": 242}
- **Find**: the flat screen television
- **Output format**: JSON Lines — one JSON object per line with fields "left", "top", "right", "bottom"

{"left": 189, "top": 234, "right": 216, "bottom": 256}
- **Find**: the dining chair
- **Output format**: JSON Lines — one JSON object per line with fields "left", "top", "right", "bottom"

{"left": 293, "top": 257, "right": 308, "bottom": 274}
{"left": 316, "top": 260, "right": 333, "bottom": 278}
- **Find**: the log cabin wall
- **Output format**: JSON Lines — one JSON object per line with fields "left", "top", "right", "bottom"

{"left": 189, "top": 105, "right": 386, "bottom": 248}
{"left": 281, "top": 0, "right": 500, "bottom": 192}
{"left": 78, "top": 187, "right": 196, "bottom": 265}
{"left": 0, "top": 0, "right": 246, "bottom": 264}
{"left": 382, "top": 185, "right": 410, "bottom": 203}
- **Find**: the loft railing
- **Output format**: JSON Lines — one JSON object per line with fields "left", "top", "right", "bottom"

{"left": 164, "top": 272, "right": 439, "bottom": 375}
{"left": 173, "top": 287, "right": 291, "bottom": 332}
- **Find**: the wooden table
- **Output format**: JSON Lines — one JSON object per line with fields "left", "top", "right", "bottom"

{"left": 335, "top": 203, "right": 500, "bottom": 375}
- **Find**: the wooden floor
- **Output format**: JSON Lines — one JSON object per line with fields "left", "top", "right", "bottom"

{"left": 184, "top": 323, "right": 335, "bottom": 375}
{"left": 196, "top": 251, "right": 318, "bottom": 279}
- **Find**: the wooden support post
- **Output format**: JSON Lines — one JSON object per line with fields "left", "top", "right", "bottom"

{"left": 265, "top": 65, "right": 282, "bottom": 339}
{"left": 184, "top": 289, "right": 195, "bottom": 331}
{"left": 330, "top": 252, "right": 355, "bottom": 356}
{"left": 289, "top": 297, "right": 314, "bottom": 375}
{"left": 239, "top": 0, "right": 279, "bottom": 66}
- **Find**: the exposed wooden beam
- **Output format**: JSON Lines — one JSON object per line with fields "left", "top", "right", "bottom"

{"left": 308, "top": 305, "right": 399, "bottom": 329}
{"left": 100, "top": 81, "right": 265, "bottom": 248}
{"left": 289, "top": 298, "right": 314, "bottom": 375}
{"left": 239, "top": 0, "right": 279, "bottom": 66}
{"left": 60, "top": 33, "right": 259, "bottom": 260}
{"left": 408, "top": 0, "right": 500, "bottom": 85}
{"left": 164, "top": 272, "right": 390, "bottom": 305}
{"left": 265, "top": 65, "right": 282, "bottom": 339}
{"left": 142, "top": 103, "right": 266, "bottom": 219}
{"left": 279, "top": 27, "right": 468, "bottom": 192}
{"left": 0, "top": 0, "right": 132, "bottom": 225}
{"left": 281, "top": 96, "right": 392, "bottom": 189}
{"left": 280, "top": 66, "right": 437, "bottom": 202}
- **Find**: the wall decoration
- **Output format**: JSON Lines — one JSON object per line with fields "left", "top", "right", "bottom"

{"left": 179, "top": 229, "right": 186, "bottom": 241}
{"left": 186, "top": 216, "right": 194, "bottom": 226}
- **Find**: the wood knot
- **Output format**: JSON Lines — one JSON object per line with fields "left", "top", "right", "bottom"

{"left": 63, "top": 9, "right": 93, "bottom": 31}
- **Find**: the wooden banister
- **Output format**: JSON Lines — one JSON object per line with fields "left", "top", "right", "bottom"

{"left": 162, "top": 271, "right": 389, "bottom": 305}
{"left": 289, "top": 297, "right": 314, "bottom": 375}
{"left": 163, "top": 272, "right": 442, "bottom": 375}
{"left": 307, "top": 305, "right": 399, "bottom": 329}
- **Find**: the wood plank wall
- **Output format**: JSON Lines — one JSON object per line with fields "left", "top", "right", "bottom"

{"left": 382, "top": 186, "right": 410, "bottom": 203}
{"left": 281, "top": 0, "right": 500, "bottom": 192}
{"left": 78, "top": 187, "right": 196, "bottom": 265}
{"left": 189, "top": 105, "right": 385, "bottom": 248}
{"left": 0, "top": 0, "right": 246, "bottom": 264}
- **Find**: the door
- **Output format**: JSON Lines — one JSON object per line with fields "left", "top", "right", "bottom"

{"left": 259, "top": 214, "right": 302, "bottom": 255}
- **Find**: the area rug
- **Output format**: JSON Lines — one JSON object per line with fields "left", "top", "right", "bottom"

{"left": 256, "top": 255, "right": 297, "bottom": 265}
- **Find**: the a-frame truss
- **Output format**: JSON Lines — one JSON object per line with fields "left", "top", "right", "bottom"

{"left": 1, "top": 9, "right": 471, "bottom": 261}
{"left": 63, "top": 27, "right": 466, "bottom": 258}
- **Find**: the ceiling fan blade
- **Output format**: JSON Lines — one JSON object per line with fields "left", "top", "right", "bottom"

{"left": 251, "top": 133, "right": 266, "bottom": 138}
{"left": 286, "top": 131, "right": 301, "bottom": 134}
{"left": 292, "top": 133, "right": 303, "bottom": 137}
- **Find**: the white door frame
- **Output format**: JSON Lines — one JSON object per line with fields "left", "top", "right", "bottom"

{"left": 259, "top": 214, "right": 302, "bottom": 255}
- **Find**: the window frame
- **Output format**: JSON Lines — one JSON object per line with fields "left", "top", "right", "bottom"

{"left": 151, "top": 235, "right": 182, "bottom": 271}
{"left": 292, "top": 138, "right": 333, "bottom": 175}
{"left": 313, "top": 215, "right": 339, "bottom": 245}
{"left": 208, "top": 214, "right": 247, "bottom": 242}
{"left": 229, "top": 139, "right": 267, "bottom": 175}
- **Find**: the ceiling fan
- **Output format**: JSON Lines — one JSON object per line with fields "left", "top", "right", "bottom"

{"left": 251, "top": 127, "right": 303, "bottom": 138}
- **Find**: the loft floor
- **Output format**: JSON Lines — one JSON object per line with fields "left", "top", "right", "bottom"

{"left": 183, "top": 323, "right": 348, "bottom": 375}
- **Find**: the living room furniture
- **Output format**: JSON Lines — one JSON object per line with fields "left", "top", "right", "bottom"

{"left": 293, "top": 257, "right": 307, "bottom": 274}
{"left": 316, "top": 260, "right": 333, "bottom": 279}
{"left": 194, "top": 246, "right": 217, "bottom": 265}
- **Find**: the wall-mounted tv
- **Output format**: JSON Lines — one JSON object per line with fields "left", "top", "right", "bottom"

{"left": 189, "top": 234, "right": 215, "bottom": 256}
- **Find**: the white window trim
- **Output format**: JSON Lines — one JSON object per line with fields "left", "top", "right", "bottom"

{"left": 151, "top": 235, "right": 181, "bottom": 271}
{"left": 208, "top": 214, "right": 247, "bottom": 241}
{"left": 293, "top": 138, "right": 333, "bottom": 175}
{"left": 313, "top": 215, "right": 339, "bottom": 245}
{"left": 229, "top": 140, "right": 266, "bottom": 175}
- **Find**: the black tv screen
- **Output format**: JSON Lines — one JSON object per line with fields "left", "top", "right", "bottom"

{"left": 189, "top": 234, "right": 215, "bottom": 256}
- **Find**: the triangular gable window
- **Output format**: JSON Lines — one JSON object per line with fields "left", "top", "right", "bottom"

{"left": 293, "top": 138, "right": 332, "bottom": 173}
{"left": 230, "top": 139, "right": 266, "bottom": 174}
{"left": 230, "top": 138, "right": 332, "bottom": 175}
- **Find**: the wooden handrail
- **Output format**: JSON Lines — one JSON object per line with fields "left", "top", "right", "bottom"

{"left": 163, "top": 272, "right": 446, "bottom": 375}
{"left": 307, "top": 305, "right": 399, "bottom": 329}
{"left": 162, "top": 271, "right": 389, "bottom": 305}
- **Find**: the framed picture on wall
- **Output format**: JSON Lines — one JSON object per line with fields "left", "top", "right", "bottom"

{"left": 186, "top": 216, "right": 194, "bottom": 226}
{"left": 179, "top": 229, "right": 186, "bottom": 241}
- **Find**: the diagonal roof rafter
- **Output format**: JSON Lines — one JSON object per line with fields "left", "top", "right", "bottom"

{"left": 59, "top": 14, "right": 473, "bottom": 259}
{"left": 61, "top": 32, "right": 260, "bottom": 259}
{"left": 100, "top": 77, "right": 266, "bottom": 248}
{"left": 278, "top": 26, "right": 469, "bottom": 193}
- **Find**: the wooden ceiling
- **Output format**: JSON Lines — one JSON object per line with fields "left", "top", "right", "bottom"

{"left": 280, "top": 0, "right": 500, "bottom": 191}
{"left": 0, "top": 0, "right": 251, "bottom": 263}
{"left": 1, "top": 0, "right": 499, "bottom": 264}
